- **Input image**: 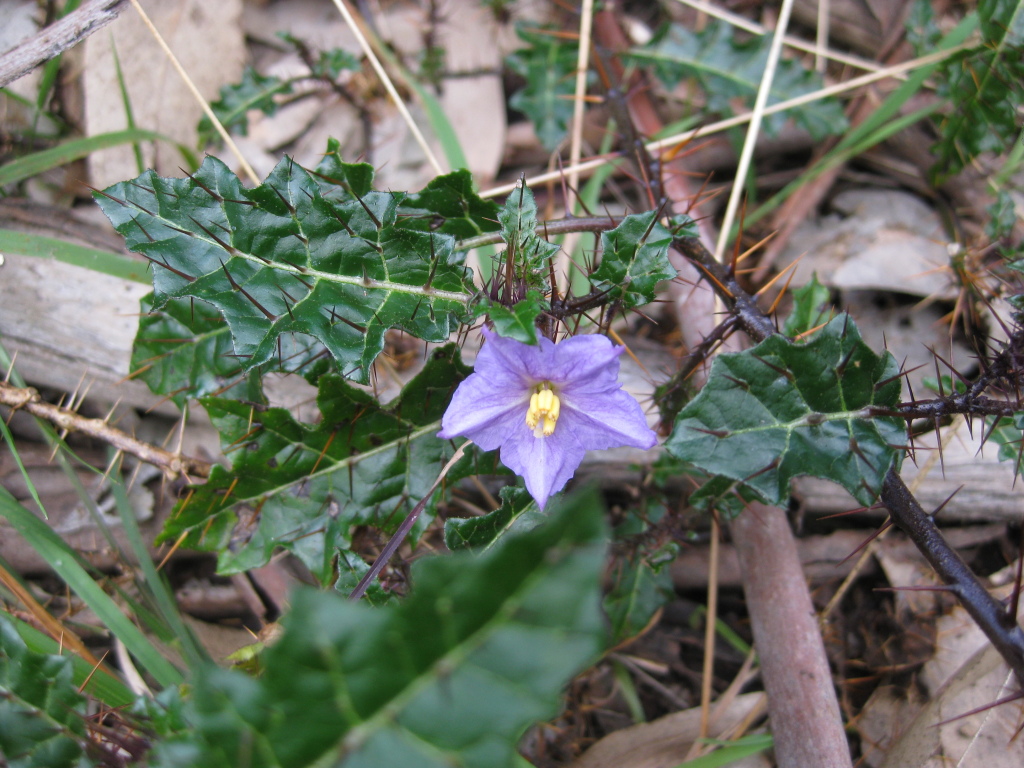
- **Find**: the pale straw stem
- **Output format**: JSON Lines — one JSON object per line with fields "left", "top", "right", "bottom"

{"left": 328, "top": 0, "right": 446, "bottom": 177}
{"left": 128, "top": 0, "right": 260, "bottom": 185}
{"left": 712, "top": 0, "right": 796, "bottom": 263}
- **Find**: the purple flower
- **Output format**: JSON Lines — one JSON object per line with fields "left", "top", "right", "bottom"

{"left": 439, "top": 328, "right": 658, "bottom": 508}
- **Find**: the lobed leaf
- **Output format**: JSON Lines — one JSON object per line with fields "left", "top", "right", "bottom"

{"left": 131, "top": 293, "right": 266, "bottom": 409}
{"left": 604, "top": 546, "right": 677, "bottom": 644}
{"left": 497, "top": 182, "right": 560, "bottom": 280}
{"left": 398, "top": 168, "right": 502, "bottom": 240}
{"left": 591, "top": 211, "right": 677, "bottom": 309}
{"left": 148, "top": 490, "right": 608, "bottom": 768}
{"left": 474, "top": 289, "right": 549, "bottom": 345}
{"left": 197, "top": 68, "right": 292, "bottom": 146}
{"left": 632, "top": 20, "right": 848, "bottom": 140}
{"left": 96, "top": 153, "right": 475, "bottom": 383}
{"left": 444, "top": 485, "right": 545, "bottom": 551}
{"left": 159, "top": 345, "right": 496, "bottom": 581}
{"left": 988, "top": 414, "right": 1024, "bottom": 479}
{"left": 506, "top": 25, "right": 582, "bottom": 150}
{"left": 0, "top": 616, "right": 94, "bottom": 768}
{"left": 665, "top": 315, "right": 905, "bottom": 506}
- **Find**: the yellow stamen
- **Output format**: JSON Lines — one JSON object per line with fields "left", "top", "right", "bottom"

{"left": 525, "top": 383, "right": 560, "bottom": 438}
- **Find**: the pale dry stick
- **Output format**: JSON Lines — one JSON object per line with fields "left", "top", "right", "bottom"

{"left": 481, "top": 45, "right": 968, "bottom": 200}
{"left": 674, "top": 0, "right": 889, "bottom": 75}
{"left": 126, "top": 0, "right": 259, "bottom": 186}
{"left": 559, "top": 0, "right": 597, "bottom": 294}
{"left": 819, "top": 415, "right": 965, "bottom": 624}
{"left": 0, "top": 0, "right": 127, "bottom": 89}
{"left": 328, "top": 0, "right": 445, "bottom": 178}
{"left": 816, "top": 0, "right": 831, "bottom": 73}
{"left": 712, "top": 0, "right": 796, "bottom": 263}
{"left": 698, "top": 515, "right": 721, "bottom": 740}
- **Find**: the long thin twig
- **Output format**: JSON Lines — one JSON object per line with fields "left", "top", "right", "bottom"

{"left": 349, "top": 440, "right": 472, "bottom": 601}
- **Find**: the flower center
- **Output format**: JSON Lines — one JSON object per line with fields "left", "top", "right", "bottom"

{"left": 525, "top": 382, "right": 560, "bottom": 438}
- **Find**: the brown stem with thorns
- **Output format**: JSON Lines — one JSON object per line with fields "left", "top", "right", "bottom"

{"left": 674, "top": 232, "right": 1024, "bottom": 688}
{"left": 0, "top": 381, "right": 211, "bottom": 480}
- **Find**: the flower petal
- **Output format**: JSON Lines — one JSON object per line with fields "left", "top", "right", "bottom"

{"left": 437, "top": 371, "right": 529, "bottom": 451}
{"left": 499, "top": 419, "right": 587, "bottom": 509}
{"left": 543, "top": 333, "right": 626, "bottom": 393}
{"left": 478, "top": 327, "right": 549, "bottom": 385}
{"left": 560, "top": 388, "right": 657, "bottom": 451}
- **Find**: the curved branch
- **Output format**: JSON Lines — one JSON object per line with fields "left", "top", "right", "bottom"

{"left": 0, "top": 0, "right": 127, "bottom": 89}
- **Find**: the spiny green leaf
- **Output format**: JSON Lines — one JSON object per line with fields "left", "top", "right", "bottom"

{"left": 399, "top": 168, "right": 502, "bottom": 239}
{"left": 96, "top": 154, "right": 475, "bottom": 383}
{"left": 160, "top": 345, "right": 492, "bottom": 582}
{"left": 782, "top": 273, "right": 832, "bottom": 337}
{"left": 147, "top": 490, "right": 608, "bottom": 768}
{"left": 988, "top": 413, "right": 1024, "bottom": 478}
{"left": 131, "top": 293, "right": 266, "bottom": 409}
{"left": 506, "top": 25, "right": 581, "bottom": 150}
{"left": 197, "top": 68, "right": 292, "bottom": 146}
{"left": 632, "top": 20, "right": 848, "bottom": 140}
{"left": 496, "top": 182, "right": 559, "bottom": 286}
{"left": 444, "top": 485, "right": 544, "bottom": 550}
{"left": 665, "top": 315, "right": 905, "bottom": 506}
{"left": 474, "top": 289, "right": 549, "bottom": 345}
{"left": 0, "top": 616, "right": 94, "bottom": 768}
{"left": 312, "top": 138, "right": 376, "bottom": 197}
{"left": 591, "top": 211, "right": 677, "bottom": 309}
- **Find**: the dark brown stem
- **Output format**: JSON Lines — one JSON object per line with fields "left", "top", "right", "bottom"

{"left": 876, "top": 395, "right": 1021, "bottom": 420}
{"left": 881, "top": 471, "right": 1024, "bottom": 683}
{"left": 0, "top": 0, "right": 127, "bottom": 89}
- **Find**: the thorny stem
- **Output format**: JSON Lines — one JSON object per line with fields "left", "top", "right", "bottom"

{"left": 0, "top": 381, "right": 212, "bottom": 480}
{"left": 675, "top": 232, "right": 1024, "bottom": 688}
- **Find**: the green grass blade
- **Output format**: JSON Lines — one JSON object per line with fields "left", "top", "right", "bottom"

{"left": 5, "top": 612, "right": 135, "bottom": 708}
{"left": 673, "top": 734, "right": 774, "bottom": 767}
{"left": 0, "top": 487, "right": 182, "bottom": 688}
{"left": 0, "top": 415, "right": 46, "bottom": 518}
{"left": 409, "top": 80, "right": 469, "bottom": 172}
{"left": 108, "top": 460, "right": 209, "bottom": 668}
{"left": 0, "top": 128, "right": 185, "bottom": 187}
{"left": 111, "top": 43, "right": 146, "bottom": 176}
{"left": 0, "top": 228, "right": 150, "bottom": 282}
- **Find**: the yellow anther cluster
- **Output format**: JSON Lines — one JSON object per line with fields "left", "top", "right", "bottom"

{"left": 525, "top": 385, "right": 560, "bottom": 437}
